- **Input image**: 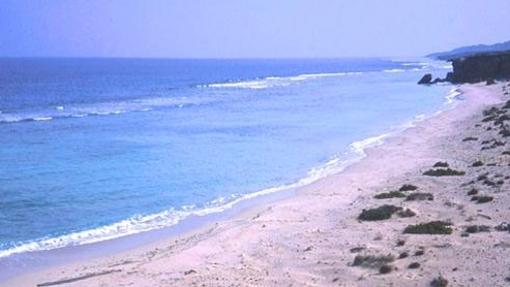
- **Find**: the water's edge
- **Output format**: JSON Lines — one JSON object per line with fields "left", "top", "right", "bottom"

{"left": 0, "top": 85, "right": 461, "bottom": 283}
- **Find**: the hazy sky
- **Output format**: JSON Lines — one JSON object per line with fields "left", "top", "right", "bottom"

{"left": 1, "top": 0, "right": 509, "bottom": 58}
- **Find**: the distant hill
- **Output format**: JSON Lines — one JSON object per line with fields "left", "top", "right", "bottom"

{"left": 427, "top": 40, "right": 510, "bottom": 60}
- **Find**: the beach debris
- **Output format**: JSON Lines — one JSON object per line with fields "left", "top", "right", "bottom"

{"left": 358, "top": 205, "right": 402, "bottom": 221}
{"left": 403, "top": 221, "right": 453, "bottom": 235}
{"left": 406, "top": 192, "right": 434, "bottom": 201}
{"left": 184, "top": 269, "right": 197, "bottom": 275}
{"left": 423, "top": 168, "right": 465, "bottom": 176}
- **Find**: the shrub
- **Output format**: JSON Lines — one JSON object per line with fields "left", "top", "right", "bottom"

{"left": 415, "top": 250, "right": 425, "bottom": 256}
{"left": 433, "top": 162, "right": 449, "bottom": 168}
{"left": 396, "top": 239, "right": 406, "bottom": 246}
{"left": 477, "top": 174, "right": 488, "bottom": 181}
{"left": 423, "top": 168, "right": 465, "bottom": 176}
{"left": 374, "top": 191, "right": 406, "bottom": 199}
{"left": 465, "top": 225, "right": 490, "bottom": 233}
{"left": 398, "top": 208, "right": 416, "bottom": 218}
{"left": 352, "top": 254, "right": 395, "bottom": 268}
{"left": 379, "top": 264, "right": 393, "bottom": 274}
{"left": 406, "top": 192, "right": 434, "bottom": 201}
{"left": 399, "top": 184, "right": 418, "bottom": 191}
{"left": 430, "top": 276, "right": 448, "bottom": 287}
{"left": 398, "top": 252, "right": 409, "bottom": 259}
{"left": 408, "top": 262, "right": 421, "bottom": 269}
{"left": 483, "top": 107, "right": 500, "bottom": 117}
{"left": 462, "top": 137, "right": 478, "bottom": 142}
{"left": 471, "top": 195, "right": 493, "bottom": 203}
{"left": 499, "top": 129, "right": 510, "bottom": 137}
{"left": 350, "top": 247, "right": 365, "bottom": 253}
{"left": 358, "top": 205, "right": 402, "bottom": 221}
{"left": 472, "top": 160, "right": 484, "bottom": 167}
{"left": 403, "top": 221, "right": 453, "bottom": 235}
{"left": 495, "top": 223, "right": 510, "bottom": 232}
{"left": 467, "top": 188, "right": 478, "bottom": 196}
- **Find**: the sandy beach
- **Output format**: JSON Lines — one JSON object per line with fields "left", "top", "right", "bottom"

{"left": 5, "top": 82, "right": 510, "bottom": 286}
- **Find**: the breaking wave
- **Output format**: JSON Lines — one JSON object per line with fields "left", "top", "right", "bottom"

{"left": 200, "top": 72, "right": 364, "bottom": 90}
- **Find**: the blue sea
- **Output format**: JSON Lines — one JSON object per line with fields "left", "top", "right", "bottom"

{"left": 0, "top": 58, "right": 453, "bottom": 258}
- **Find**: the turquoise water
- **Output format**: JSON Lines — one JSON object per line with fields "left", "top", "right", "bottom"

{"left": 0, "top": 58, "right": 452, "bottom": 257}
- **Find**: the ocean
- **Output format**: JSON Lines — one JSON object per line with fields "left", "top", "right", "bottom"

{"left": 0, "top": 58, "right": 453, "bottom": 259}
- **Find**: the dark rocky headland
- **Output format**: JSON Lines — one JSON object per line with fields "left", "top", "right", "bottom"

{"left": 419, "top": 50, "right": 510, "bottom": 85}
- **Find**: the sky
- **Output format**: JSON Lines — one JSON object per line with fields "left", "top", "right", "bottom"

{"left": 0, "top": 0, "right": 509, "bottom": 58}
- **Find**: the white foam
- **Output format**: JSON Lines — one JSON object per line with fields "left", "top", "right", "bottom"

{"left": 33, "top": 117, "right": 53, "bottom": 121}
{"left": 383, "top": 68, "right": 406, "bottom": 73}
{"left": 0, "top": 96, "right": 208, "bottom": 124}
{"left": 444, "top": 87, "right": 462, "bottom": 105}
{"left": 203, "top": 72, "right": 363, "bottom": 90}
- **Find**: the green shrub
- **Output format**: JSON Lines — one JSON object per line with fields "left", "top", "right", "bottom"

{"left": 430, "top": 276, "right": 448, "bottom": 287}
{"left": 467, "top": 188, "right": 478, "bottom": 196}
{"left": 462, "top": 137, "right": 478, "bottom": 142}
{"left": 358, "top": 205, "right": 402, "bottom": 221}
{"left": 379, "top": 264, "right": 393, "bottom": 274}
{"left": 352, "top": 254, "right": 395, "bottom": 268}
{"left": 399, "top": 184, "right": 418, "bottom": 191}
{"left": 433, "top": 162, "right": 449, "bottom": 168}
{"left": 403, "top": 221, "right": 453, "bottom": 235}
{"left": 465, "top": 225, "right": 490, "bottom": 233}
{"left": 423, "top": 168, "right": 465, "bottom": 176}
{"left": 398, "top": 208, "right": 416, "bottom": 218}
{"left": 406, "top": 192, "right": 434, "bottom": 201}
{"left": 374, "top": 191, "right": 406, "bottom": 199}
{"left": 472, "top": 160, "right": 484, "bottom": 167}
{"left": 471, "top": 195, "right": 493, "bottom": 203}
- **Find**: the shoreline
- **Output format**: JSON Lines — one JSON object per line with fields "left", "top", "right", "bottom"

{"left": 4, "top": 82, "right": 507, "bottom": 286}
{"left": 0, "top": 83, "right": 453, "bottom": 261}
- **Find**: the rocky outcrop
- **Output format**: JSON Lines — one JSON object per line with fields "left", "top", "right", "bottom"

{"left": 417, "top": 74, "right": 432, "bottom": 84}
{"left": 449, "top": 51, "right": 510, "bottom": 83}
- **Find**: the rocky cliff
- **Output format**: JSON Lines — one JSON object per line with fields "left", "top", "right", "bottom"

{"left": 449, "top": 51, "right": 510, "bottom": 83}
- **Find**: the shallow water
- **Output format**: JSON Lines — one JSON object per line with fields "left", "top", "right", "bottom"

{"left": 0, "top": 58, "right": 452, "bottom": 257}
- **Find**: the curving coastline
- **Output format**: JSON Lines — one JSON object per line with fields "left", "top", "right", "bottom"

{"left": 0, "top": 85, "right": 459, "bottom": 262}
{"left": 4, "top": 82, "right": 508, "bottom": 286}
